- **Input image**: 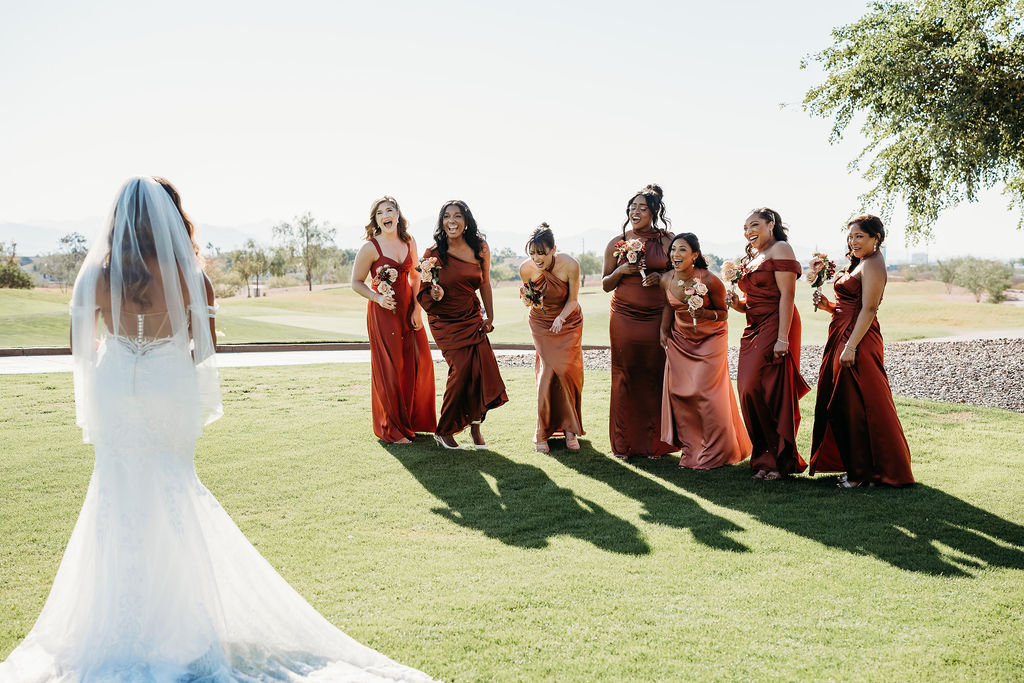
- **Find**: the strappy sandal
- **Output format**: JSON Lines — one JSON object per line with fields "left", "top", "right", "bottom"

{"left": 763, "top": 471, "right": 784, "bottom": 481}
{"left": 535, "top": 441, "right": 550, "bottom": 454}
{"left": 434, "top": 434, "right": 460, "bottom": 450}
{"left": 565, "top": 433, "right": 580, "bottom": 451}
{"left": 753, "top": 469, "right": 767, "bottom": 480}
{"left": 612, "top": 453, "right": 629, "bottom": 461}
{"left": 837, "top": 478, "right": 864, "bottom": 489}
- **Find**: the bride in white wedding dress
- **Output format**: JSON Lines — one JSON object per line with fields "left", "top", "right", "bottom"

{"left": 0, "top": 177, "right": 435, "bottom": 683}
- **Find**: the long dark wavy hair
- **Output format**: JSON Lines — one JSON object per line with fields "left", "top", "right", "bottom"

{"left": 524, "top": 222, "right": 555, "bottom": 254}
{"left": 845, "top": 214, "right": 885, "bottom": 273}
{"left": 668, "top": 232, "right": 709, "bottom": 269}
{"left": 621, "top": 183, "right": 670, "bottom": 237}
{"left": 365, "top": 196, "right": 412, "bottom": 242}
{"left": 742, "top": 206, "right": 790, "bottom": 264}
{"left": 103, "top": 177, "right": 200, "bottom": 308}
{"left": 433, "top": 200, "right": 486, "bottom": 265}
{"left": 152, "top": 176, "right": 200, "bottom": 257}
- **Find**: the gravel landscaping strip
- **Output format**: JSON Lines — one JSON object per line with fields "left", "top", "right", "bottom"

{"left": 496, "top": 339, "right": 1024, "bottom": 413}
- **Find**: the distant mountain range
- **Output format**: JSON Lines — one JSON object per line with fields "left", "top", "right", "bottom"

{"left": 2, "top": 218, "right": 820, "bottom": 264}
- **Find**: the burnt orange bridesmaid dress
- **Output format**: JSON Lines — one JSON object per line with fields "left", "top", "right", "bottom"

{"left": 417, "top": 247, "right": 508, "bottom": 437}
{"left": 661, "top": 274, "right": 751, "bottom": 468}
{"left": 809, "top": 272, "right": 914, "bottom": 485}
{"left": 529, "top": 261, "right": 585, "bottom": 443}
{"left": 737, "top": 258, "right": 810, "bottom": 475}
{"left": 608, "top": 229, "right": 675, "bottom": 457}
{"left": 366, "top": 237, "right": 437, "bottom": 441}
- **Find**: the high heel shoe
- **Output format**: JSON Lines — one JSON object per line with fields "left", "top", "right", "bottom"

{"left": 434, "top": 434, "right": 460, "bottom": 450}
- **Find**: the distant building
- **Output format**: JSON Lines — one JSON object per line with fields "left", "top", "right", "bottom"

{"left": 911, "top": 252, "right": 928, "bottom": 265}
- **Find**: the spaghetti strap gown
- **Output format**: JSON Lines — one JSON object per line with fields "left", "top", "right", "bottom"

{"left": 809, "top": 272, "right": 914, "bottom": 485}
{"left": 737, "top": 258, "right": 810, "bottom": 475}
{"left": 529, "top": 261, "right": 585, "bottom": 443}
{"left": 417, "top": 247, "right": 508, "bottom": 437}
{"left": 661, "top": 275, "right": 751, "bottom": 468}
{"left": 366, "top": 238, "right": 437, "bottom": 442}
{"left": 608, "top": 230, "right": 675, "bottom": 457}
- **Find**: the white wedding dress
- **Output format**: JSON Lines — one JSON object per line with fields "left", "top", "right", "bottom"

{"left": 0, "top": 178, "right": 434, "bottom": 683}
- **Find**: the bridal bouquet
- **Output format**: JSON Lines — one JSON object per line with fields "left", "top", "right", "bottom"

{"left": 613, "top": 238, "right": 647, "bottom": 279}
{"left": 372, "top": 266, "right": 398, "bottom": 296}
{"left": 720, "top": 259, "right": 746, "bottom": 306}
{"left": 679, "top": 278, "right": 708, "bottom": 330}
{"left": 806, "top": 252, "right": 837, "bottom": 311}
{"left": 415, "top": 256, "right": 442, "bottom": 283}
{"left": 520, "top": 280, "right": 544, "bottom": 309}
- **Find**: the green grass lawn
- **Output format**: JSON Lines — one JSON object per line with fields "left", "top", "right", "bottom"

{"left": 4, "top": 280, "right": 1024, "bottom": 348}
{"left": 2, "top": 365, "right": 1023, "bottom": 680}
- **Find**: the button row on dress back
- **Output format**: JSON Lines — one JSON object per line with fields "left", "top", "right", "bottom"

{"left": 137, "top": 314, "right": 145, "bottom": 343}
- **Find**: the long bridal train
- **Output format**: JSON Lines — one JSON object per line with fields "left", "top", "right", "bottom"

{"left": 0, "top": 176, "right": 433, "bottom": 682}
{"left": 1, "top": 344, "right": 433, "bottom": 682}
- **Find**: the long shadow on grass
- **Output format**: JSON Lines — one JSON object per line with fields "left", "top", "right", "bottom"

{"left": 555, "top": 443, "right": 749, "bottom": 553}
{"left": 388, "top": 445, "right": 650, "bottom": 554}
{"left": 644, "top": 464, "right": 1024, "bottom": 576}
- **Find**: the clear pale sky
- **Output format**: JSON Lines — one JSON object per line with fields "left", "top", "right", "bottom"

{"left": 2, "top": 0, "right": 1023, "bottom": 261}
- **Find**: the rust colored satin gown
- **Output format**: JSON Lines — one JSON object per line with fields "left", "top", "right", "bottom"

{"left": 809, "top": 273, "right": 914, "bottom": 485}
{"left": 529, "top": 261, "right": 585, "bottom": 443}
{"left": 417, "top": 247, "right": 508, "bottom": 437}
{"left": 366, "top": 238, "right": 437, "bottom": 441}
{"left": 737, "top": 258, "right": 810, "bottom": 474}
{"left": 661, "top": 275, "right": 751, "bottom": 468}
{"left": 609, "top": 230, "right": 674, "bottom": 457}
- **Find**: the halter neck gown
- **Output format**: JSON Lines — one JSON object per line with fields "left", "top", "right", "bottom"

{"left": 528, "top": 259, "right": 585, "bottom": 443}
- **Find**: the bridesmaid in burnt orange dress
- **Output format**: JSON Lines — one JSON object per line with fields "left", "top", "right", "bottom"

{"left": 351, "top": 196, "right": 436, "bottom": 443}
{"left": 729, "top": 208, "right": 810, "bottom": 480}
{"left": 519, "top": 223, "right": 584, "bottom": 454}
{"left": 602, "top": 184, "right": 676, "bottom": 460}
{"left": 809, "top": 215, "right": 914, "bottom": 487}
{"left": 659, "top": 233, "right": 751, "bottom": 468}
{"left": 417, "top": 200, "right": 508, "bottom": 450}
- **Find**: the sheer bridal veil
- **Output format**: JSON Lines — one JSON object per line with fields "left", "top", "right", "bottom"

{"left": 70, "top": 176, "right": 222, "bottom": 441}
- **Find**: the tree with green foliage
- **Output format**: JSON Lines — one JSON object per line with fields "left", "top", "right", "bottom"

{"left": 575, "top": 251, "right": 602, "bottom": 277}
{"left": 0, "top": 263, "right": 33, "bottom": 288}
{"left": 955, "top": 257, "right": 988, "bottom": 301}
{"left": 35, "top": 232, "right": 88, "bottom": 292}
{"left": 1, "top": 241, "right": 18, "bottom": 265}
{"left": 935, "top": 258, "right": 960, "bottom": 293}
{"left": 982, "top": 259, "right": 1013, "bottom": 302}
{"left": 232, "top": 239, "right": 269, "bottom": 297}
{"left": 273, "top": 212, "right": 336, "bottom": 291}
{"left": 803, "top": 0, "right": 1024, "bottom": 239}
{"left": 490, "top": 262, "right": 516, "bottom": 282}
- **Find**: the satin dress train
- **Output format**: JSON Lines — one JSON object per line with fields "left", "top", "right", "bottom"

{"left": 661, "top": 276, "right": 751, "bottom": 468}
{"left": 737, "top": 258, "right": 810, "bottom": 475}
{"left": 529, "top": 261, "right": 585, "bottom": 443}
{"left": 809, "top": 272, "right": 914, "bottom": 485}
{"left": 366, "top": 237, "right": 436, "bottom": 442}
{"left": 417, "top": 247, "right": 507, "bottom": 437}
